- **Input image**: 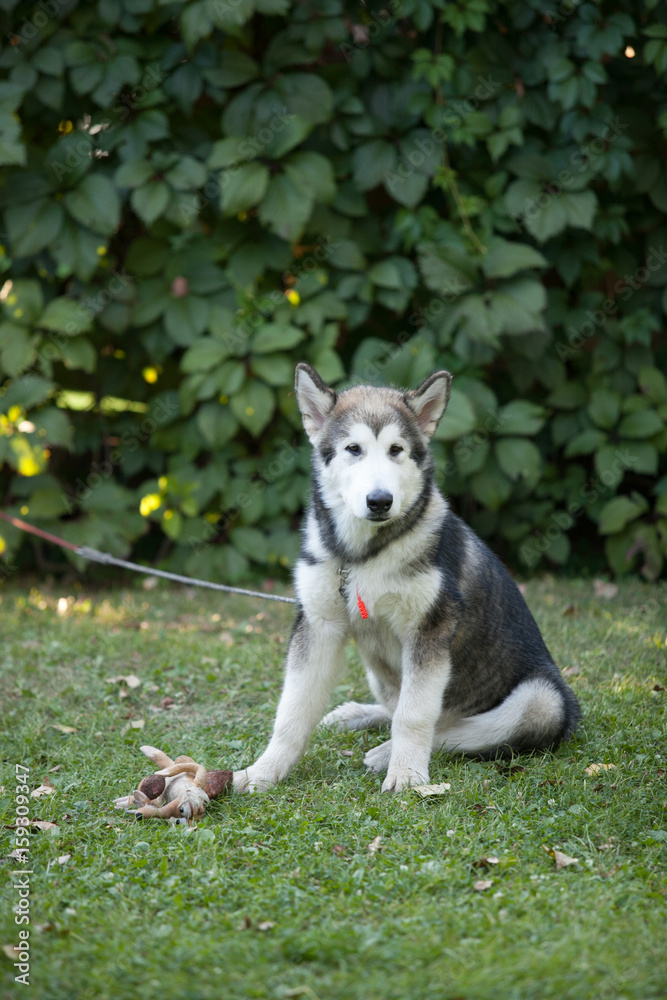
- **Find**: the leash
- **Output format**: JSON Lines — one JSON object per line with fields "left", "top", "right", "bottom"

{"left": 0, "top": 510, "right": 298, "bottom": 605}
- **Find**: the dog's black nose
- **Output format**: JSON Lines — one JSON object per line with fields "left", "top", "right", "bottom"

{"left": 366, "top": 490, "right": 393, "bottom": 514}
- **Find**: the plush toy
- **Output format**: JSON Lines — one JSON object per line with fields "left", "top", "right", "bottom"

{"left": 113, "top": 745, "right": 232, "bottom": 823}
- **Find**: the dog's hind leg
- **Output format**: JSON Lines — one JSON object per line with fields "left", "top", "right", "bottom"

{"left": 436, "top": 677, "right": 571, "bottom": 756}
{"left": 320, "top": 702, "right": 392, "bottom": 731}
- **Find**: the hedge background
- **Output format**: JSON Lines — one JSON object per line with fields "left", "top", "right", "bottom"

{"left": 0, "top": 0, "right": 666, "bottom": 585}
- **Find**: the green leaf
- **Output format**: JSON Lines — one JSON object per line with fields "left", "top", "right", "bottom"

{"left": 220, "top": 162, "right": 270, "bottom": 216}
{"left": 488, "top": 279, "right": 547, "bottom": 335}
{"left": 352, "top": 140, "right": 397, "bottom": 190}
{"left": 565, "top": 429, "right": 607, "bottom": 457}
{"left": 251, "top": 323, "right": 305, "bottom": 354}
{"left": 598, "top": 495, "right": 648, "bottom": 535}
{"left": 131, "top": 181, "right": 171, "bottom": 225}
{"left": 434, "top": 388, "right": 477, "bottom": 441}
{"left": 0, "top": 327, "right": 34, "bottom": 376}
{"left": 2, "top": 280, "right": 43, "bottom": 327}
{"left": 0, "top": 376, "right": 53, "bottom": 415}
{"left": 470, "top": 456, "right": 513, "bottom": 511}
{"left": 417, "top": 242, "right": 477, "bottom": 296}
{"left": 64, "top": 175, "right": 120, "bottom": 236}
{"left": 496, "top": 400, "right": 547, "bottom": 436}
{"left": 482, "top": 238, "right": 548, "bottom": 279}
{"left": 368, "top": 260, "right": 403, "bottom": 290}
{"left": 115, "top": 160, "right": 154, "bottom": 188}
{"left": 6, "top": 200, "right": 64, "bottom": 257}
{"left": 164, "top": 156, "right": 208, "bottom": 191}
{"left": 638, "top": 366, "right": 667, "bottom": 405}
{"left": 207, "top": 137, "right": 255, "bottom": 170}
{"left": 216, "top": 51, "right": 259, "bottom": 87}
{"left": 588, "top": 388, "right": 621, "bottom": 429}
{"left": 618, "top": 409, "right": 663, "bottom": 439}
{"left": 329, "top": 239, "right": 367, "bottom": 271}
{"left": 181, "top": 339, "right": 229, "bottom": 373}
{"left": 284, "top": 152, "right": 336, "bottom": 203}
{"left": 164, "top": 296, "right": 209, "bottom": 347}
{"left": 230, "top": 381, "right": 275, "bottom": 436}
{"left": 258, "top": 174, "right": 311, "bottom": 241}
{"left": 495, "top": 438, "right": 542, "bottom": 481}
{"left": 39, "top": 298, "right": 92, "bottom": 336}
{"left": 196, "top": 401, "right": 239, "bottom": 448}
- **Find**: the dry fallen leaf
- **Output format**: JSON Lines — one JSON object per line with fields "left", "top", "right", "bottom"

{"left": 340, "top": 750, "right": 354, "bottom": 757}
{"left": 472, "top": 856, "right": 500, "bottom": 869}
{"left": 593, "top": 579, "right": 618, "bottom": 600}
{"left": 8, "top": 849, "right": 28, "bottom": 861}
{"left": 542, "top": 845, "right": 579, "bottom": 871}
{"left": 333, "top": 845, "right": 350, "bottom": 858}
{"left": 52, "top": 724, "right": 77, "bottom": 734}
{"left": 2, "top": 945, "right": 21, "bottom": 960}
{"left": 31, "top": 820, "right": 57, "bottom": 831}
{"left": 31, "top": 777, "right": 54, "bottom": 798}
{"left": 473, "top": 879, "right": 493, "bottom": 891}
{"left": 367, "top": 835, "right": 382, "bottom": 854}
{"left": 49, "top": 765, "right": 61, "bottom": 773}
{"left": 563, "top": 603, "right": 578, "bottom": 617}
{"left": 562, "top": 665, "right": 580, "bottom": 678}
{"left": 412, "top": 782, "right": 451, "bottom": 797}
{"left": 585, "top": 763, "right": 617, "bottom": 776}
{"left": 106, "top": 674, "right": 141, "bottom": 688}
{"left": 257, "top": 921, "right": 275, "bottom": 932}
{"left": 57, "top": 854, "right": 71, "bottom": 865}
{"left": 128, "top": 719, "right": 145, "bottom": 730}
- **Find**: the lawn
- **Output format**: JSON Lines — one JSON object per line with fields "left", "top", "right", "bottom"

{"left": 1, "top": 575, "right": 666, "bottom": 1000}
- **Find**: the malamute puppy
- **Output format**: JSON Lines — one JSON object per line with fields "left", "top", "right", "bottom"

{"left": 234, "top": 364, "right": 580, "bottom": 793}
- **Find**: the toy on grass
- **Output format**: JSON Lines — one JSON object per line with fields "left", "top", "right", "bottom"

{"left": 113, "top": 745, "right": 232, "bottom": 823}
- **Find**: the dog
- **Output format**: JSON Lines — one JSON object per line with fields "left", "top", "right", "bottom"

{"left": 233, "top": 364, "right": 580, "bottom": 794}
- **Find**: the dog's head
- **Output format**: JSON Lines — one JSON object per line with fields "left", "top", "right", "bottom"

{"left": 295, "top": 363, "right": 451, "bottom": 526}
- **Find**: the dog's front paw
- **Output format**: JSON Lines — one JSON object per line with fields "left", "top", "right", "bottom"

{"left": 363, "top": 740, "right": 392, "bottom": 774}
{"left": 381, "top": 766, "right": 428, "bottom": 794}
{"left": 232, "top": 768, "right": 277, "bottom": 794}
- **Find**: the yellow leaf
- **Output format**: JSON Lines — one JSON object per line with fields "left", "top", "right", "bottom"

{"left": 31, "top": 777, "right": 54, "bottom": 798}
{"left": 585, "top": 762, "right": 616, "bottom": 776}
{"left": 413, "top": 782, "right": 451, "bottom": 797}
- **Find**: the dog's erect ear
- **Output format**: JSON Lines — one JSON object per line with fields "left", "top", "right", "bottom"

{"left": 405, "top": 370, "right": 452, "bottom": 438}
{"left": 295, "top": 363, "right": 337, "bottom": 441}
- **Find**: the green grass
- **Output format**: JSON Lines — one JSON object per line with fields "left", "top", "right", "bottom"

{"left": 1, "top": 576, "right": 666, "bottom": 1000}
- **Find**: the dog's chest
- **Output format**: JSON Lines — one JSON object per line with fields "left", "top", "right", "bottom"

{"left": 343, "top": 561, "right": 441, "bottom": 639}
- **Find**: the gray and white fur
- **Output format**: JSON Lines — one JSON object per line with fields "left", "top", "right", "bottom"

{"left": 233, "top": 364, "right": 580, "bottom": 794}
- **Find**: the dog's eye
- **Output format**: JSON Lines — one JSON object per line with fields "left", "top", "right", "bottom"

{"left": 389, "top": 445, "right": 403, "bottom": 457}
{"left": 346, "top": 444, "right": 361, "bottom": 456}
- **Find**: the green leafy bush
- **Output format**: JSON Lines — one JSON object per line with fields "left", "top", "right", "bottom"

{"left": 0, "top": 0, "right": 665, "bottom": 582}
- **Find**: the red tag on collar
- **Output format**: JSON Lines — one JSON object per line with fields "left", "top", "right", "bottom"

{"left": 356, "top": 586, "right": 368, "bottom": 619}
